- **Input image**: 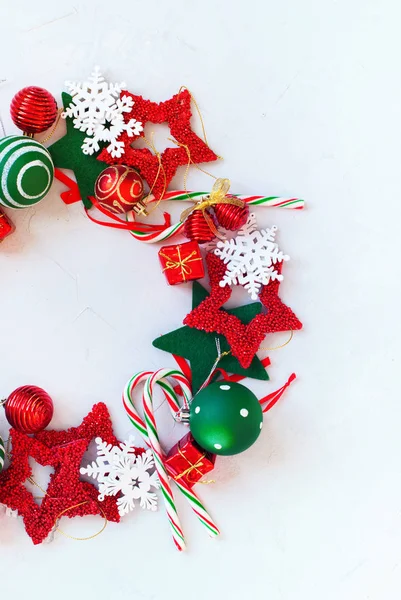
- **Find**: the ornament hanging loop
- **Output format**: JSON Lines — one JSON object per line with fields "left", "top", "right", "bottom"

{"left": 180, "top": 178, "right": 245, "bottom": 223}
{"left": 211, "top": 177, "right": 230, "bottom": 200}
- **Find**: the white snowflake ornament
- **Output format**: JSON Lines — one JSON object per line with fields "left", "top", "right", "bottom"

{"left": 214, "top": 213, "right": 290, "bottom": 300}
{"left": 80, "top": 437, "right": 159, "bottom": 517}
{"left": 63, "top": 66, "right": 143, "bottom": 158}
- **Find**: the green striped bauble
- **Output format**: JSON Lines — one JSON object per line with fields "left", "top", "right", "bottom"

{"left": 0, "top": 135, "right": 54, "bottom": 209}
{"left": 0, "top": 436, "right": 5, "bottom": 473}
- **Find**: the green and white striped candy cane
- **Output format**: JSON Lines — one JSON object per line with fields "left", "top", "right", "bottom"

{"left": 126, "top": 190, "right": 305, "bottom": 243}
{"left": 0, "top": 436, "right": 5, "bottom": 473}
{"left": 123, "top": 368, "right": 220, "bottom": 551}
{"left": 0, "top": 135, "right": 54, "bottom": 209}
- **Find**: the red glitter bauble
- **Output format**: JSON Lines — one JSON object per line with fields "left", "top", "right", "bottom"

{"left": 94, "top": 165, "right": 146, "bottom": 215}
{"left": 184, "top": 210, "right": 216, "bottom": 244}
{"left": 10, "top": 87, "right": 58, "bottom": 135}
{"left": 214, "top": 202, "right": 249, "bottom": 231}
{"left": 5, "top": 386, "right": 54, "bottom": 434}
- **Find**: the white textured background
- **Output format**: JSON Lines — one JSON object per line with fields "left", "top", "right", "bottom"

{"left": 0, "top": 1, "right": 400, "bottom": 599}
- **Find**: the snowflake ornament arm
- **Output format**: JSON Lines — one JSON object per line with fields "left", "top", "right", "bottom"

{"left": 214, "top": 214, "right": 290, "bottom": 300}
{"left": 137, "top": 490, "right": 158, "bottom": 512}
{"left": 79, "top": 436, "right": 120, "bottom": 480}
{"left": 118, "top": 438, "right": 141, "bottom": 456}
{"left": 129, "top": 449, "right": 160, "bottom": 509}
{"left": 81, "top": 136, "right": 101, "bottom": 156}
{"left": 237, "top": 212, "right": 258, "bottom": 236}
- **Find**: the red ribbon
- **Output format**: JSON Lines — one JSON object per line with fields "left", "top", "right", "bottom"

{"left": 172, "top": 355, "right": 295, "bottom": 412}
{"left": 172, "top": 355, "right": 193, "bottom": 385}
{"left": 52, "top": 174, "right": 172, "bottom": 234}
{"left": 54, "top": 169, "right": 81, "bottom": 204}
{"left": 171, "top": 355, "right": 273, "bottom": 393}
{"left": 85, "top": 196, "right": 172, "bottom": 232}
{"left": 213, "top": 356, "right": 271, "bottom": 383}
{"left": 259, "top": 373, "right": 297, "bottom": 412}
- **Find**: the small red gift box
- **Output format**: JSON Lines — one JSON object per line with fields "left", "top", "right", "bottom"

{"left": 0, "top": 208, "right": 14, "bottom": 242}
{"left": 159, "top": 241, "right": 204, "bottom": 285}
{"left": 165, "top": 432, "right": 216, "bottom": 488}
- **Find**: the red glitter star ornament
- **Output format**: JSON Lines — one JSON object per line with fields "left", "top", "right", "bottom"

{"left": 97, "top": 88, "right": 219, "bottom": 199}
{"left": 184, "top": 253, "right": 302, "bottom": 369}
{"left": 35, "top": 402, "right": 120, "bottom": 448}
{"left": 0, "top": 403, "right": 138, "bottom": 545}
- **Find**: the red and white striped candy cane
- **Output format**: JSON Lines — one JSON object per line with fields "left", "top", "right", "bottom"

{"left": 123, "top": 368, "right": 191, "bottom": 435}
{"left": 123, "top": 368, "right": 220, "bottom": 551}
{"left": 126, "top": 190, "right": 305, "bottom": 243}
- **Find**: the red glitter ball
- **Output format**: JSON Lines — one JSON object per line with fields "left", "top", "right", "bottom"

{"left": 184, "top": 210, "right": 216, "bottom": 244}
{"left": 213, "top": 202, "right": 249, "bottom": 231}
{"left": 184, "top": 253, "right": 302, "bottom": 368}
{"left": 10, "top": 87, "right": 58, "bottom": 134}
{"left": 5, "top": 385, "right": 54, "bottom": 434}
{"left": 97, "top": 89, "right": 219, "bottom": 199}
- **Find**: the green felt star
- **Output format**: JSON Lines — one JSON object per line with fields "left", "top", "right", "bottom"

{"left": 48, "top": 93, "right": 109, "bottom": 209}
{"left": 153, "top": 281, "right": 269, "bottom": 393}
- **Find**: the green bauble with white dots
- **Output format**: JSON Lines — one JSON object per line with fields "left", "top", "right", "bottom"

{"left": 0, "top": 135, "right": 54, "bottom": 209}
{"left": 190, "top": 381, "right": 263, "bottom": 456}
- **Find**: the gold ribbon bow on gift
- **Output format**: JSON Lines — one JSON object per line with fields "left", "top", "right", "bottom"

{"left": 180, "top": 178, "right": 245, "bottom": 238}
{"left": 160, "top": 245, "right": 202, "bottom": 282}
{"left": 174, "top": 446, "right": 215, "bottom": 485}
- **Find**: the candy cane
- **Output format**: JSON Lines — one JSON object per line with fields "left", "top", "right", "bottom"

{"left": 145, "top": 190, "right": 305, "bottom": 210}
{"left": 126, "top": 190, "right": 305, "bottom": 243}
{"left": 123, "top": 369, "right": 190, "bottom": 433}
{"left": 123, "top": 370, "right": 187, "bottom": 550}
{"left": 143, "top": 370, "right": 219, "bottom": 546}
{"left": 123, "top": 368, "right": 220, "bottom": 550}
{"left": 126, "top": 211, "right": 185, "bottom": 243}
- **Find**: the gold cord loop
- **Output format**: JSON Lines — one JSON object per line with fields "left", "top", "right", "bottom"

{"left": 38, "top": 108, "right": 64, "bottom": 144}
{"left": 55, "top": 501, "right": 108, "bottom": 541}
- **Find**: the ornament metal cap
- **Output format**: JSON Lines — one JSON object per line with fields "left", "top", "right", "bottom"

{"left": 132, "top": 199, "right": 148, "bottom": 217}
{"left": 174, "top": 407, "right": 191, "bottom": 424}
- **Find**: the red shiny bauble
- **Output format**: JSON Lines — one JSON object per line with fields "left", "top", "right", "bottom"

{"left": 10, "top": 87, "right": 58, "bottom": 134}
{"left": 95, "top": 165, "right": 146, "bottom": 215}
{"left": 5, "top": 385, "right": 54, "bottom": 433}
{"left": 214, "top": 202, "right": 249, "bottom": 231}
{"left": 184, "top": 209, "right": 216, "bottom": 244}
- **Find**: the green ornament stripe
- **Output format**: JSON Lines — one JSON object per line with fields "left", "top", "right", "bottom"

{"left": 0, "top": 136, "right": 54, "bottom": 209}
